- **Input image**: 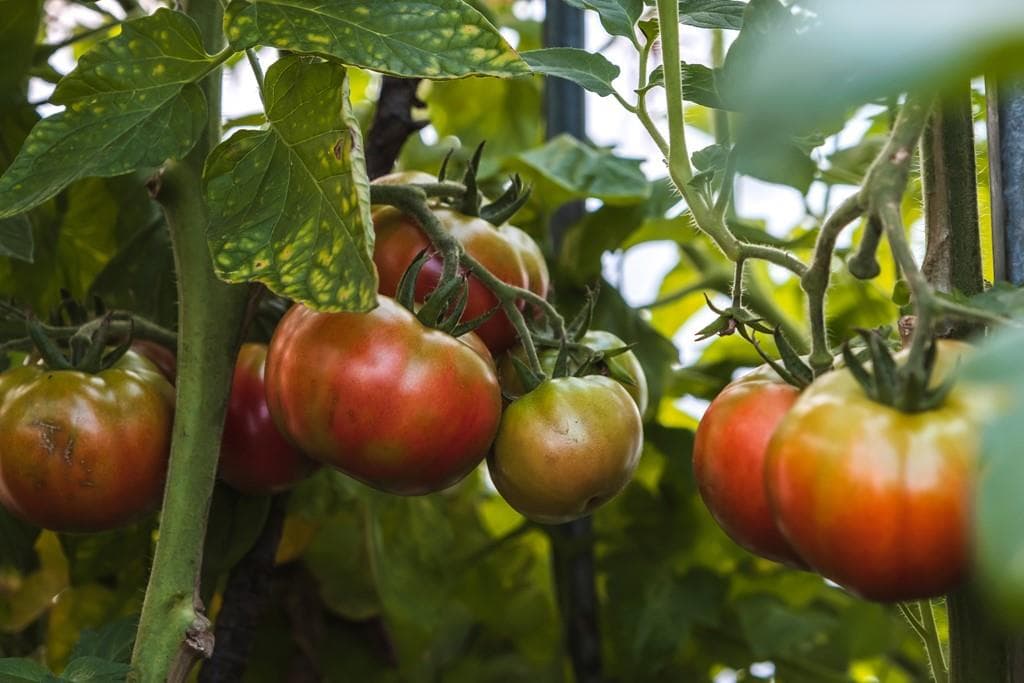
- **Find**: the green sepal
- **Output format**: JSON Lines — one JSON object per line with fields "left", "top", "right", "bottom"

{"left": 480, "top": 175, "right": 532, "bottom": 227}
{"left": 437, "top": 148, "right": 456, "bottom": 183}
{"left": 566, "top": 287, "right": 598, "bottom": 342}
{"left": 457, "top": 141, "right": 486, "bottom": 217}
{"left": 435, "top": 278, "right": 471, "bottom": 334}
{"left": 396, "top": 249, "right": 431, "bottom": 312}
{"left": 26, "top": 317, "right": 72, "bottom": 370}
{"left": 774, "top": 327, "right": 814, "bottom": 387}
{"left": 509, "top": 351, "right": 544, "bottom": 394}
{"left": 416, "top": 272, "right": 466, "bottom": 328}
{"left": 450, "top": 304, "right": 499, "bottom": 338}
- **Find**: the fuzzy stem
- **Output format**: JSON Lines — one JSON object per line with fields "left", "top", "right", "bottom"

{"left": 130, "top": 0, "right": 250, "bottom": 680}
{"left": 801, "top": 193, "right": 865, "bottom": 372}
{"left": 919, "top": 600, "right": 950, "bottom": 683}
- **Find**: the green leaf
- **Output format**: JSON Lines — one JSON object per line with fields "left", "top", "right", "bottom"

{"left": 201, "top": 485, "right": 271, "bottom": 580}
{"left": 205, "top": 56, "right": 377, "bottom": 312}
{"left": 510, "top": 134, "right": 651, "bottom": 207}
{"left": 58, "top": 656, "right": 131, "bottom": 682}
{"left": 678, "top": 0, "right": 746, "bottom": 30}
{"left": 565, "top": 0, "right": 645, "bottom": 43}
{"left": 736, "top": 594, "right": 837, "bottom": 659}
{"left": 224, "top": 0, "right": 528, "bottom": 79}
{"left": 68, "top": 616, "right": 138, "bottom": 665}
{"left": 963, "top": 327, "right": 1024, "bottom": 624}
{"left": 963, "top": 282, "right": 1024, "bottom": 318}
{"left": 0, "top": 0, "right": 43, "bottom": 96}
{"left": 0, "top": 9, "right": 216, "bottom": 219}
{"left": 0, "top": 658, "right": 50, "bottom": 683}
{"left": 645, "top": 63, "right": 724, "bottom": 109}
{"left": 0, "top": 506, "right": 40, "bottom": 574}
{"left": 722, "top": 0, "right": 1024, "bottom": 134}
{"left": 0, "top": 104, "right": 40, "bottom": 262}
{"left": 521, "top": 48, "right": 621, "bottom": 97}
{"left": 734, "top": 130, "right": 817, "bottom": 193}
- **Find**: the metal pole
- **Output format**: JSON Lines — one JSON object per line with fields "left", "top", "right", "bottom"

{"left": 542, "top": 3, "right": 602, "bottom": 683}
{"left": 985, "top": 73, "right": 1024, "bottom": 682}
{"left": 987, "top": 74, "right": 1024, "bottom": 285}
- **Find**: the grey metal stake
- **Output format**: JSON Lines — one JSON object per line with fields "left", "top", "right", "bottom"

{"left": 987, "top": 74, "right": 1024, "bottom": 285}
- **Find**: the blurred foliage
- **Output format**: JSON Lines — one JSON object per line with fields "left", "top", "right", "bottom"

{"left": 2, "top": 0, "right": 1021, "bottom": 680}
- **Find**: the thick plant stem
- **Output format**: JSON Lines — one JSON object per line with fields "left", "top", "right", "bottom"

{"left": 130, "top": 0, "right": 250, "bottom": 680}
{"left": 948, "top": 591, "right": 1009, "bottom": 683}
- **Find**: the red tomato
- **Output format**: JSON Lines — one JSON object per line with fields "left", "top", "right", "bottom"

{"left": 373, "top": 206, "right": 530, "bottom": 354}
{"left": 131, "top": 339, "right": 177, "bottom": 383}
{"left": 693, "top": 365, "right": 804, "bottom": 567}
{"left": 765, "top": 340, "right": 979, "bottom": 601}
{"left": 0, "top": 351, "right": 174, "bottom": 532}
{"left": 264, "top": 297, "right": 502, "bottom": 495}
{"left": 219, "top": 343, "right": 319, "bottom": 495}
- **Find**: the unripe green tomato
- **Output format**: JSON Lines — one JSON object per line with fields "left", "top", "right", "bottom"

{"left": 488, "top": 376, "right": 643, "bottom": 524}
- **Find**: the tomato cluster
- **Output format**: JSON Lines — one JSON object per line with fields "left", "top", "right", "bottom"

{"left": 0, "top": 177, "right": 647, "bottom": 533}
{"left": 693, "top": 340, "right": 983, "bottom": 602}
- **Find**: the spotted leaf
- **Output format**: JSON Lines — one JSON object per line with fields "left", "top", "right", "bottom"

{"left": 224, "top": 0, "right": 528, "bottom": 79}
{"left": 0, "top": 9, "right": 216, "bottom": 219}
{"left": 205, "top": 56, "right": 376, "bottom": 313}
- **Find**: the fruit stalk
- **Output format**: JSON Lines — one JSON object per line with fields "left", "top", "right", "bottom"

{"left": 129, "top": 0, "right": 251, "bottom": 679}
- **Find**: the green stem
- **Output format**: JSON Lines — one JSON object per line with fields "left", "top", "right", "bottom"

{"left": 919, "top": 600, "right": 949, "bottom": 683}
{"left": 244, "top": 48, "right": 264, "bottom": 89}
{"left": 800, "top": 193, "right": 865, "bottom": 372}
{"left": 130, "top": 0, "right": 250, "bottom": 680}
{"left": 730, "top": 258, "right": 745, "bottom": 308}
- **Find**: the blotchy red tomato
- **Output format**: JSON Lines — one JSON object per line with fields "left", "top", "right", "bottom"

{"left": 219, "top": 343, "right": 319, "bottom": 495}
{"left": 131, "top": 340, "right": 177, "bottom": 383}
{"left": 373, "top": 206, "right": 530, "bottom": 354}
{"left": 498, "top": 224, "right": 550, "bottom": 298}
{"left": 264, "top": 297, "right": 502, "bottom": 495}
{"left": 765, "top": 340, "right": 979, "bottom": 601}
{"left": 693, "top": 366, "right": 804, "bottom": 567}
{"left": 0, "top": 351, "right": 174, "bottom": 532}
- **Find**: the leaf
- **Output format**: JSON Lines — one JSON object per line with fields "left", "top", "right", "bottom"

{"left": 0, "top": 104, "right": 41, "bottom": 262}
{"left": 678, "top": 0, "right": 746, "bottom": 30}
{"left": 205, "top": 56, "right": 377, "bottom": 312}
{"left": 58, "top": 656, "right": 131, "bottom": 682}
{"left": 0, "top": 9, "right": 215, "bottom": 219}
{"left": 645, "top": 63, "right": 725, "bottom": 109}
{"left": 963, "top": 326, "right": 1024, "bottom": 624}
{"left": 963, "top": 282, "right": 1024, "bottom": 318}
{"left": 521, "top": 48, "right": 621, "bottom": 97}
{"left": 0, "top": 658, "right": 50, "bottom": 683}
{"left": 68, "top": 616, "right": 138, "bottom": 665}
{"left": 736, "top": 594, "right": 837, "bottom": 659}
{"left": 722, "top": 0, "right": 1024, "bottom": 134}
{"left": 691, "top": 144, "right": 729, "bottom": 172}
{"left": 565, "top": 0, "right": 645, "bottom": 43}
{"left": 510, "top": 134, "right": 651, "bottom": 207}
{"left": 734, "top": 130, "right": 817, "bottom": 193}
{"left": 224, "top": 0, "right": 528, "bottom": 79}
{"left": 201, "top": 485, "right": 271, "bottom": 580}
{"left": 0, "top": 0, "right": 43, "bottom": 94}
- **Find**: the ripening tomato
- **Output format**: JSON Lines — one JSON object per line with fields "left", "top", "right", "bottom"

{"left": 488, "top": 376, "right": 643, "bottom": 524}
{"left": 372, "top": 206, "right": 530, "bottom": 354}
{"left": 131, "top": 339, "right": 177, "bottom": 383}
{"left": 498, "top": 224, "right": 550, "bottom": 298}
{"left": 692, "top": 365, "right": 804, "bottom": 567}
{"left": 765, "top": 340, "right": 980, "bottom": 601}
{"left": 264, "top": 297, "right": 502, "bottom": 495}
{"left": 219, "top": 343, "right": 319, "bottom": 495}
{"left": 0, "top": 351, "right": 174, "bottom": 532}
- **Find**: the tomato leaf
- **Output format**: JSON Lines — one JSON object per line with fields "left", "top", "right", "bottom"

{"left": 59, "top": 656, "right": 131, "bottom": 682}
{"left": 205, "top": 56, "right": 377, "bottom": 312}
{"left": 521, "top": 48, "right": 621, "bottom": 97}
{"left": 677, "top": 0, "right": 746, "bottom": 31}
{"left": 0, "top": 659, "right": 50, "bottom": 683}
{"left": 645, "top": 63, "right": 725, "bottom": 109}
{"left": 0, "top": 9, "right": 216, "bottom": 220}
{"left": 0, "top": 506, "right": 40, "bottom": 574}
{"left": 68, "top": 615, "right": 138, "bottom": 665}
{"left": 0, "top": 0, "right": 42, "bottom": 94}
{"left": 223, "top": 0, "right": 528, "bottom": 79}
{"left": 564, "top": 0, "right": 644, "bottom": 44}
{"left": 509, "top": 134, "right": 651, "bottom": 207}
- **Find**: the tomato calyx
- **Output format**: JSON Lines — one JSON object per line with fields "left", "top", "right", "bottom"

{"left": 841, "top": 329, "right": 955, "bottom": 413}
{"left": 699, "top": 294, "right": 815, "bottom": 389}
{"left": 394, "top": 247, "right": 500, "bottom": 337}
{"left": 26, "top": 313, "right": 133, "bottom": 373}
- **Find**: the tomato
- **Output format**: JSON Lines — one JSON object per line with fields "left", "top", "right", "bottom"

{"left": 488, "top": 376, "right": 643, "bottom": 524}
{"left": 131, "top": 339, "right": 177, "bottom": 383}
{"left": 0, "top": 351, "right": 174, "bottom": 532}
{"left": 764, "top": 340, "right": 979, "bottom": 601}
{"left": 692, "top": 365, "right": 804, "bottom": 567}
{"left": 373, "top": 205, "right": 530, "bottom": 354}
{"left": 499, "top": 330, "right": 648, "bottom": 414}
{"left": 265, "top": 297, "right": 502, "bottom": 495}
{"left": 219, "top": 343, "right": 319, "bottom": 495}
{"left": 498, "top": 224, "right": 550, "bottom": 298}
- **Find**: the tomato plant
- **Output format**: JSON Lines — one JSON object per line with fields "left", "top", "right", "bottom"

{"left": 488, "top": 376, "right": 643, "bottom": 524}
{"left": 765, "top": 341, "right": 980, "bottom": 601}
{"left": 692, "top": 365, "right": 803, "bottom": 567}
{"left": 0, "top": 351, "right": 173, "bottom": 533}
{"left": 264, "top": 297, "right": 502, "bottom": 495}
{"left": 219, "top": 343, "right": 319, "bottom": 495}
